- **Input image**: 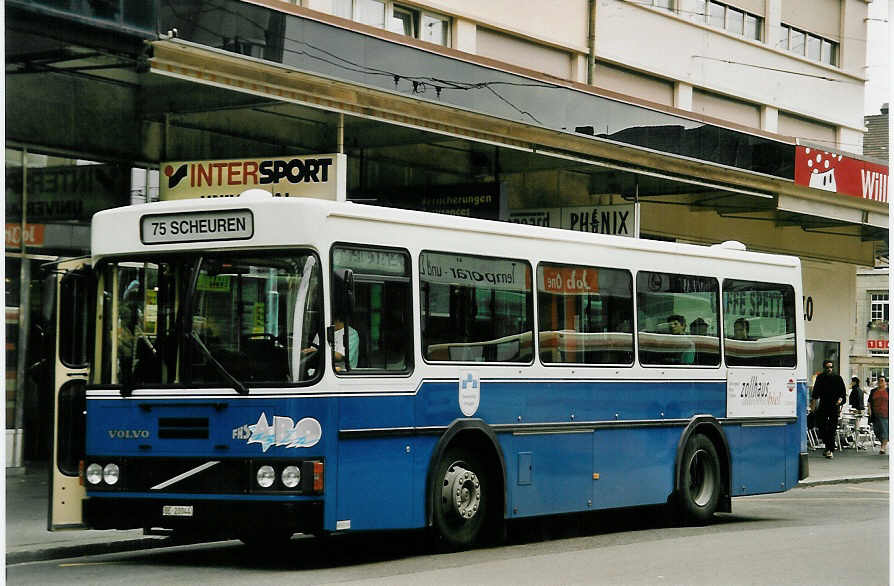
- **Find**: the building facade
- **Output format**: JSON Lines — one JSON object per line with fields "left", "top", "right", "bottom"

{"left": 5, "top": 0, "right": 888, "bottom": 466}
{"left": 851, "top": 266, "right": 890, "bottom": 386}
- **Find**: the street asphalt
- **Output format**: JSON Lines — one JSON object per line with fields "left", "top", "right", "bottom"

{"left": 5, "top": 446, "right": 889, "bottom": 565}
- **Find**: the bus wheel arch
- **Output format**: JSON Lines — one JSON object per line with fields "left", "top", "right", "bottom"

{"left": 672, "top": 416, "right": 731, "bottom": 521}
{"left": 426, "top": 419, "right": 505, "bottom": 548}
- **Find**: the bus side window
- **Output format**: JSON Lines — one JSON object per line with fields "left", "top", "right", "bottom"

{"left": 636, "top": 271, "right": 720, "bottom": 367}
{"left": 331, "top": 245, "right": 413, "bottom": 374}
{"left": 419, "top": 251, "right": 533, "bottom": 364}
{"left": 722, "top": 280, "right": 796, "bottom": 368}
{"left": 536, "top": 262, "right": 634, "bottom": 366}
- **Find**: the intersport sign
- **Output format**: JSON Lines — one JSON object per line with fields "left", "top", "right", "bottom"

{"left": 160, "top": 153, "right": 346, "bottom": 201}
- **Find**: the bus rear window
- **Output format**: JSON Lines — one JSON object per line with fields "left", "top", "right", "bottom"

{"left": 723, "top": 279, "right": 796, "bottom": 367}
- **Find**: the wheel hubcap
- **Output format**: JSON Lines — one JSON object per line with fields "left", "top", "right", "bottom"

{"left": 688, "top": 449, "right": 716, "bottom": 507}
{"left": 442, "top": 463, "right": 481, "bottom": 520}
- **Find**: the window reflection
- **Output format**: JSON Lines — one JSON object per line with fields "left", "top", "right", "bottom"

{"left": 637, "top": 272, "right": 720, "bottom": 366}
{"left": 537, "top": 263, "right": 633, "bottom": 365}
{"left": 421, "top": 252, "right": 533, "bottom": 363}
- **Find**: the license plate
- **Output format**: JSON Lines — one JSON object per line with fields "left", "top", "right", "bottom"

{"left": 162, "top": 505, "right": 193, "bottom": 517}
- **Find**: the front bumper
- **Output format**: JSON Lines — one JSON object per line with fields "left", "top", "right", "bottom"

{"left": 84, "top": 496, "right": 323, "bottom": 535}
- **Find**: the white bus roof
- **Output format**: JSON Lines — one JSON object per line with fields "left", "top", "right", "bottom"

{"left": 91, "top": 195, "right": 801, "bottom": 273}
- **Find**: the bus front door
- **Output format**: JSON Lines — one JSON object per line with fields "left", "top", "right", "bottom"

{"left": 48, "top": 259, "right": 94, "bottom": 530}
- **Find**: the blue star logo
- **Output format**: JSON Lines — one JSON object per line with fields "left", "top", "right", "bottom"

{"left": 247, "top": 412, "right": 275, "bottom": 452}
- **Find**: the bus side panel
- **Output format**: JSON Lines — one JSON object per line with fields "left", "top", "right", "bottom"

{"left": 728, "top": 424, "right": 787, "bottom": 495}
{"left": 503, "top": 432, "right": 593, "bottom": 518}
{"left": 591, "top": 427, "right": 677, "bottom": 510}
{"left": 336, "top": 395, "right": 416, "bottom": 531}
{"left": 414, "top": 380, "right": 726, "bottom": 427}
{"left": 336, "top": 437, "right": 414, "bottom": 530}
{"left": 786, "top": 421, "right": 799, "bottom": 488}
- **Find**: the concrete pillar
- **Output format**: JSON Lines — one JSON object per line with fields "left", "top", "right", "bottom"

{"left": 674, "top": 82, "right": 693, "bottom": 111}
{"left": 761, "top": 105, "right": 779, "bottom": 133}
{"left": 765, "top": 0, "right": 781, "bottom": 48}
{"left": 837, "top": 126, "right": 863, "bottom": 156}
{"left": 452, "top": 18, "right": 477, "bottom": 53}
{"left": 571, "top": 54, "right": 588, "bottom": 84}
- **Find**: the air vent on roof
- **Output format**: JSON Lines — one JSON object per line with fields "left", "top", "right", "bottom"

{"left": 712, "top": 240, "right": 746, "bottom": 251}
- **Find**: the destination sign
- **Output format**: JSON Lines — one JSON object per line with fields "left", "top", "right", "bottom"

{"left": 141, "top": 209, "right": 254, "bottom": 245}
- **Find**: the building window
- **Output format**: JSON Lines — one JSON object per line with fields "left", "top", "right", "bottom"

{"left": 871, "top": 293, "right": 889, "bottom": 322}
{"left": 334, "top": 0, "right": 450, "bottom": 46}
{"left": 777, "top": 24, "right": 838, "bottom": 66}
{"left": 687, "top": 0, "right": 762, "bottom": 41}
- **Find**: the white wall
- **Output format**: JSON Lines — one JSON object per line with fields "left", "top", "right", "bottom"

{"left": 802, "top": 259, "right": 857, "bottom": 375}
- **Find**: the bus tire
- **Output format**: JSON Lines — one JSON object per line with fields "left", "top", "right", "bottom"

{"left": 432, "top": 446, "right": 489, "bottom": 549}
{"left": 678, "top": 434, "right": 721, "bottom": 524}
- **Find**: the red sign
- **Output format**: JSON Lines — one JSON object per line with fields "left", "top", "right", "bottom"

{"left": 540, "top": 266, "right": 599, "bottom": 294}
{"left": 867, "top": 339, "right": 889, "bottom": 350}
{"left": 794, "top": 146, "right": 888, "bottom": 203}
{"left": 5, "top": 223, "right": 45, "bottom": 248}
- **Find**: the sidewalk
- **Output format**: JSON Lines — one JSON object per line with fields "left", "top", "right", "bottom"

{"left": 5, "top": 449, "right": 889, "bottom": 564}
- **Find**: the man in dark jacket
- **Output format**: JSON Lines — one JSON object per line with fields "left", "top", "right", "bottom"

{"left": 849, "top": 377, "right": 864, "bottom": 411}
{"left": 813, "top": 360, "right": 847, "bottom": 458}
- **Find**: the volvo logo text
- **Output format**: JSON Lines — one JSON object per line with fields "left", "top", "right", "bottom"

{"left": 108, "top": 429, "right": 150, "bottom": 439}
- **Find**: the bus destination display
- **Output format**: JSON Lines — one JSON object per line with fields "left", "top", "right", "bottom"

{"left": 141, "top": 210, "right": 254, "bottom": 244}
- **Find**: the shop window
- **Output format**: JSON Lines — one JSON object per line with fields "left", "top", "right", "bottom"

{"left": 420, "top": 251, "right": 532, "bottom": 363}
{"left": 807, "top": 341, "right": 839, "bottom": 386}
{"left": 869, "top": 368, "right": 889, "bottom": 384}
{"left": 636, "top": 271, "right": 720, "bottom": 366}
{"left": 537, "top": 263, "right": 633, "bottom": 365}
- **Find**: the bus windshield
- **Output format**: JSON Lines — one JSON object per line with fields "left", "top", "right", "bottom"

{"left": 98, "top": 251, "right": 323, "bottom": 390}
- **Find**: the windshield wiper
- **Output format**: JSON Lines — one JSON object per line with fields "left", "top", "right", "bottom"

{"left": 190, "top": 330, "right": 248, "bottom": 395}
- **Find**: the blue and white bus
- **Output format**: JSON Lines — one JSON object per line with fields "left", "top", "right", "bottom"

{"left": 49, "top": 191, "right": 807, "bottom": 548}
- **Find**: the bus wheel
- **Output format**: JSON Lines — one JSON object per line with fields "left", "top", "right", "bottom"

{"left": 433, "top": 447, "right": 488, "bottom": 549}
{"left": 679, "top": 434, "right": 720, "bottom": 524}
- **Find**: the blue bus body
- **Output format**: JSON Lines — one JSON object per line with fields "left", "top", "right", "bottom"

{"left": 84, "top": 378, "right": 807, "bottom": 533}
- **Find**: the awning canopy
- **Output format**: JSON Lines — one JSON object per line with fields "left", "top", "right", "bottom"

{"left": 5, "top": 0, "right": 887, "bottom": 264}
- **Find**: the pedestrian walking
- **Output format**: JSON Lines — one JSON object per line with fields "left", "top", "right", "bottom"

{"left": 813, "top": 360, "right": 846, "bottom": 458}
{"left": 849, "top": 376, "right": 865, "bottom": 411}
{"left": 868, "top": 376, "right": 888, "bottom": 455}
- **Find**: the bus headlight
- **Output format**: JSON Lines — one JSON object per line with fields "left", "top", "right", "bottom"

{"left": 103, "top": 463, "right": 120, "bottom": 485}
{"left": 86, "top": 463, "right": 103, "bottom": 485}
{"left": 256, "top": 465, "right": 275, "bottom": 488}
{"left": 281, "top": 465, "right": 301, "bottom": 488}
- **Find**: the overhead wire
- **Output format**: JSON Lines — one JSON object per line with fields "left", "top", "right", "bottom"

{"left": 161, "top": 0, "right": 558, "bottom": 125}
